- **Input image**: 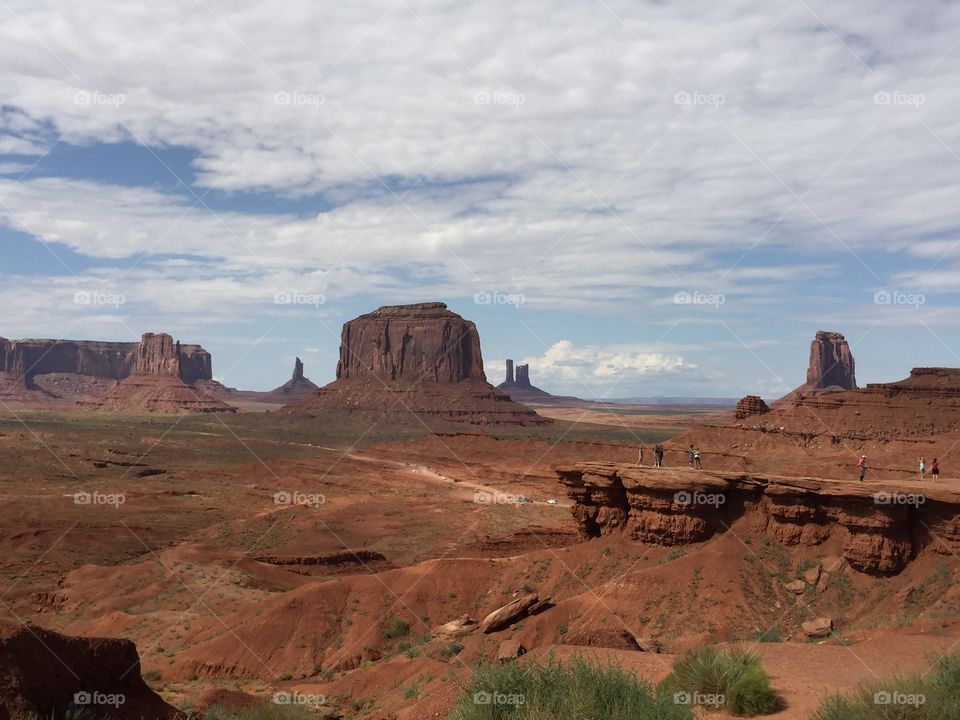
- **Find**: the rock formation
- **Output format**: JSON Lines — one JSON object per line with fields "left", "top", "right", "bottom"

{"left": 252, "top": 357, "right": 321, "bottom": 404}
{"left": 0, "top": 619, "right": 177, "bottom": 720}
{"left": 91, "top": 334, "right": 235, "bottom": 414}
{"left": 734, "top": 395, "right": 770, "bottom": 419}
{"left": 285, "top": 303, "right": 546, "bottom": 425}
{"left": 0, "top": 335, "right": 214, "bottom": 404}
{"left": 792, "top": 331, "right": 856, "bottom": 396}
{"left": 335, "top": 302, "right": 486, "bottom": 383}
{"left": 559, "top": 462, "right": 960, "bottom": 575}
{"left": 495, "top": 358, "right": 556, "bottom": 405}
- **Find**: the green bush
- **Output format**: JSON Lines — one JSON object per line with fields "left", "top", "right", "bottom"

{"left": 727, "top": 666, "right": 777, "bottom": 716}
{"left": 448, "top": 655, "right": 693, "bottom": 720}
{"left": 662, "top": 645, "right": 778, "bottom": 717}
{"left": 384, "top": 618, "right": 412, "bottom": 639}
{"left": 200, "top": 704, "right": 312, "bottom": 720}
{"left": 812, "top": 649, "right": 960, "bottom": 720}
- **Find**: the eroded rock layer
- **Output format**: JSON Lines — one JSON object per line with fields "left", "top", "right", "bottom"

{"left": 559, "top": 462, "right": 960, "bottom": 575}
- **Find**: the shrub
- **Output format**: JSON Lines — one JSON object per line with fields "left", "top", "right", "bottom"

{"left": 663, "top": 645, "right": 778, "bottom": 717}
{"left": 384, "top": 618, "right": 411, "bottom": 639}
{"left": 812, "top": 649, "right": 960, "bottom": 720}
{"left": 448, "top": 655, "right": 692, "bottom": 720}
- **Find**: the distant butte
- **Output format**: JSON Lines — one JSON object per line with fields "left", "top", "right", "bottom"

{"left": 284, "top": 302, "right": 547, "bottom": 425}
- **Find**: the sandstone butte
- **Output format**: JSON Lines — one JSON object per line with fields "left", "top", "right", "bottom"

{"left": 558, "top": 462, "right": 960, "bottom": 575}
{"left": 90, "top": 333, "right": 236, "bottom": 414}
{"left": 284, "top": 302, "right": 547, "bottom": 425}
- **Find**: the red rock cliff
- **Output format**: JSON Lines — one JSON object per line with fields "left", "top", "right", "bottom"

{"left": 559, "top": 462, "right": 960, "bottom": 575}
{"left": 805, "top": 330, "right": 856, "bottom": 391}
{"left": 337, "top": 302, "right": 485, "bottom": 384}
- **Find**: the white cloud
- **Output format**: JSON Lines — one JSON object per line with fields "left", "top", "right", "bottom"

{"left": 487, "top": 340, "right": 699, "bottom": 396}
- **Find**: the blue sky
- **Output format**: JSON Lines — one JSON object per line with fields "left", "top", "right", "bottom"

{"left": 2, "top": 0, "right": 960, "bottom": 397}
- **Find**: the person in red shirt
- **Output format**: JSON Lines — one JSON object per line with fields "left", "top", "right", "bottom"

{"left": 857, "top": 455, "right": 867, "bottom": 482}
{"left": 932, "top": 458, "right": 940, "bottom": 482}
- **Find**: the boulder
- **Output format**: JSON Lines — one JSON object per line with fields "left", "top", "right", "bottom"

{"left": 802, "top": 617, "right": 833, "bottom": 638}
{"left": 803, "top": 565, "right": 822, "bottom": 585}
{"left": 431, "top": 615, "right": 476, "bottom": 640}
{"left": 481, "top": 593, "right": 539, "bottom": 634}
{"left": 784, "top": 579, "right": 806, "bottom": 594}
{"left": 496, "top": 640, "right": 526, "bottom": 662}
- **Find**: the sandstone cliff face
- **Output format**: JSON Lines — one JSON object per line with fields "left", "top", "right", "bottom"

{"left": 337, "top": 302, "right": 486, "bottom": 384}
{"left": 0, "top": 619, "right": 177, "bottom": 720}
{"left": 0, "top": 336, "right": 212, "bottom": 387}
{"left": 804, "top": 330, "right": 856, "bottom": 391}
{"left": 559, "top": 462, "right": 960, "bottom": 575}
{"left": 286, "top": 303, "right": 546, "bottom": 425}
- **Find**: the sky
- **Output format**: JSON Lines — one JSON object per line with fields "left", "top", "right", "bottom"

{"left": 2, "top": 0, "right": 960, "bottom": 398}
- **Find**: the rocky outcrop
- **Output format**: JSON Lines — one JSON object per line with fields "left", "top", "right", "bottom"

{"left": 806, "top": 331, "right": 856, "bottom": 391}
{"left": 286, "top": 303, "right": 546, "bottom": 425}
{"left": 0, "top": 335, "right": 213, "bottom": 389}
{"left": 496, "top": 358, "right": 555, "bottom": 404}
{"left": 0, "top": 619, "right": 177, "bottom": 720}
{"left": 90, "top": 334, "right": 235, "bottom": 414}
{"left": 559, "top": 462, "right": 960, "bottom": 575}
{"left": 734, "top": 395, "right": 770, "bottom": 419}
{"left": 255, "top": 357, "right": 320, "bottom": 403}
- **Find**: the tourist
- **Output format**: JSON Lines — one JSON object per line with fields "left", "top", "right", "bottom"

{"left": 694, "top": 447, "right": 702, "bottom": 469}
{"left": 919, "top": 457, "right": 926, "bottom": 479}
{"left": 932, "top": 458, "right": 940, "bottom": 482}
{"left": 857, "top": 454, "right": 867, "bottom": 482}
{"left": 654, "top": 444, "right": 664, "bottom": 468}
{"left": 637, "top": 446, "right": 644, "bottom": 466}
{"left": 688, "top": 445, "right": 695, "bottom": 467}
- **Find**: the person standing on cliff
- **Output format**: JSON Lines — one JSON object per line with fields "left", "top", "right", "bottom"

{"left": 932, "top": 458, "right": 940, "bottom": 482}
{"left": 857, "top": 455, "right": 867, "bottom": 482}
{"left": 919, "top": 457, "right": 926, "bottom": 479}
{"left": 637, "top": 446, "right": 645, "bottom": 466}
{"left": 694, "top": 447, "right": 702, "bottom": 469}
{"left": 654, "top": 444, "right": 663, "bottom": 467}
{"left": 688, "top": 445, "right": 695, "bottom": 467}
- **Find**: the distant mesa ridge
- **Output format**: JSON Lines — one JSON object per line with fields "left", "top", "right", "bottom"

{"left": 0, "top": 334, "right": 212, "bottom": 388}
